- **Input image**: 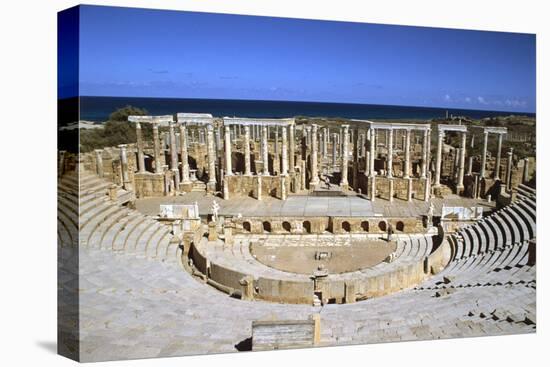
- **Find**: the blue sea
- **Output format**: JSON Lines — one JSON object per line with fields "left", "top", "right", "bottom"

{"left": 79, "top": 96, "right": 535, "bottom": 122}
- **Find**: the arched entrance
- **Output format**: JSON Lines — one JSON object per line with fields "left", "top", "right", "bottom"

{"left": 282, "top": 221, "right": 291, "bottom": 233}
{"left": 303, "top": 221, "right": 312, "bottom": 234}
{"left": 342, "top": 221, "right": 351, "bottom": 233}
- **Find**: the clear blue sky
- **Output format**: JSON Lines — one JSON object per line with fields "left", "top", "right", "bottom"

{"left": 72, "top": 5, "right": 536, "bottom": 113}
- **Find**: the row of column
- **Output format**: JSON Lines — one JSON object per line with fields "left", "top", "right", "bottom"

{"left": 223, "top": 123, "right": 295, "bottom": 177}
{"left": 433, "top": 129, "right": 506, "bottom": 190}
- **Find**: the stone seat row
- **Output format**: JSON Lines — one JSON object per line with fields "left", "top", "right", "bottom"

{"left": 58, "top": 170, "right": 178, "bottom": 263}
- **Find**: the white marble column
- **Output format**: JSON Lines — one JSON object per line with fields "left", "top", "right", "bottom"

{"left": 310, "top": 124, "right": 319, "bottom": 185}
{"left": 207, "top": 124, "right": 217, "bottom": 190}
{"left": 135, "top": 122, "right": 145, "bottom": 173}
{"left": 274, "top": 126, "right": 279, "bottom": 174}
{"left": 522, "top": 158, "right": 529, "bottom": 184}
{"left": 369, "top": 128, "right": 376, "bottom": 177}
{"left": 169, "top": 123, "right": 180, "bottom": 189}
{"left": 506, "top": 148, "right": 513, "bottom": 190}
{"left": 322, "top": 128, "right": 328, "bottom": 157}
{"left": 404, "top": 129, "right": 411, "bottom": 178}
{"left": 289, "top": 124, "right": 296, "bottom": 173}
{"left": 179, "top": 124, "right": 191, "bottom": 184}
{"left": 224, "top": 125, "right": 232, "bottom": 176}
{"left": 421, "top": 128, "right": 428, "bottom": 178}
{"left": 261, "top": 125, "right": 269, "bottom": 176}
{"left": 457, "top": 131, "right": 467, "bottom": 190}
{"left": 118, "top": 144, "right": 131, "bottom": 190}
{"left": 152, "top": 122, "right": 162, "bottom": 174}
{"left": 480, "top": 130, "right": 489, "bottom": 179}
{"left": 244, "top": 125, "right": 252, "bottom": 176}
{"left": 387, "top": 129, "right": 393, "bottom": 178}
{"left": 495, "top": 133, "right": 503, "bottom": 179}
{"left": 332, "top": 133, "right": 338, "bottom": 168}
{"left": 340, "top": 125, "right": 349, "bottom": 187}
{"left": 281, "top": 125, "right": 288, "bottom": 175}
{"left": 434, "top": 130, "right": 444, "bottom": 187}
{"left": 95, "top": 149, "right": 104, "bottom": 178}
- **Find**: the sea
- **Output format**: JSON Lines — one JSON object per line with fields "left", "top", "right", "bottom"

{"left": 78, "top": 96, "right": 535, "bottom": 122}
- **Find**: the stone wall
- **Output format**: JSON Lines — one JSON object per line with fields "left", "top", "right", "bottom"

{"left": 233, "top": 215, "right": 423, "bottom": 235}
{"left": 134, "top": 173, "right": 165, "bottom": 198}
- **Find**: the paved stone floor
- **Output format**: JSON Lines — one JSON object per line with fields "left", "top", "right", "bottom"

{"left": 136, "top": 192, "right": 495, "bottom": 218}
{"left": 75, "top": 245, "right": 534, "bottom": 362}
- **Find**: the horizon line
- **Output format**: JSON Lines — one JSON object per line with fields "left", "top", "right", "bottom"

{"left": 61, "top": 95, "right": 536, "bottom": 115}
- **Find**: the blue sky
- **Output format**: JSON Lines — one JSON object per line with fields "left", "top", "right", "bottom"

{"left": 71, "top": 5, "right": 535, "bottom": 112}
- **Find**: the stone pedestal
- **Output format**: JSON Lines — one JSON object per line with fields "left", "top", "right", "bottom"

{"left": 223, "top": 176, "right": 229, "bottom": 200}
{"left": 208, "top": 222, "right": 218, "bottom": 241}
{"left": 344, "top": 282, "right": 356, "bottom": 304}
{"left": 280, "top": 175, "right": 287, "bottom": 200}
{"left": 424, "top": 174, "right": 431, "bottom": 202}
{"left": 108, "top": 184, "right": 118, "bottom": 202}
{"left": 223, "top": 219, "right": 234, "bottom": 247}
{"left": 370, "top": 175, "right": 376, "bottom": 201}
{"left": 255, "top": 175, "right": 262, "bottom": 200}
{"left": 240, "top": 275, "right": 255, "bottom": 301}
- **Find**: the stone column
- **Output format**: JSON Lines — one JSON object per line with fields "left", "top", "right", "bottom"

{"left": 468, "top": 156, "right": 473, "bottom": 176}
{"left": 480, "top": 130, "right": 489, "bottom": 179}
{"left": 522, "top": 158, "right": 530, "bottom": 184}
{"left": 216, "top": 126, "right": 222, "bottom": 152}
{"left": 94, "top": 149, "right": 104, "bottom": 178}
{"left": 352, "top": 127, "right": 359, "bottom": 189}
{"left": 369, "top": 128, "right": 376, "bottom": 177}
{"left": 495, "top": 133, "right": 503, "bottom": 179}
{"left": 169, "top": 123, "right": 180, "bottom": 189}
{"left": 289, "top": 124, "right": 296, "bottom": 172}
{"left": 332, "top": 133, "right": 338, "bottom": 168}
{"left": 322, "top": 128, "right": 328, "bottom": 157}
{"left": 281, "top": 125, "right": 288, "bottom": 175}
{"left": 118, "top": 144, "right": 132, "bottom": 191}
{"left": 261, "top": 125, "right": 269, "bottom": 175}
{"left": 434, "top": 130, "right": 444, "bottom": 187}
{"left": 387, "top": 129, "right": 393, "bottom": 178}
{"left": 179, "top": 124, "right": 191, "bottom": 184}
{"left": 244, "top": 125, "right": 252, "bottom": 175}
{"left": 256, "top": 175, "right": 262, "bottom": 200}
{"left": 339, "top": 128, "right": 344, "bottom": 158}
{"left": 206, "top": 124, "right": 217, "bottom": 193}
{"left": 224, "top": 125, "right": 232, "bottom": 176}
{"left": 421, "top": 129, "right": 428, "bottom": 178}
{"left": 274, "top": 126, "right": 280, "bottom": 174}
{"left": 135, "top": 122, "right": 146, "bottom": 173}
{"left": 152, "top": 122, "right": 162, "bottom": 174}
{"left": 404, "top": 129, "right": 411, "bottom": 178}
{"left": 364, "top": 130, "right": 369, "bottom": 174}
{"left": 506, "top": 148, "right": 514, "bottom": 190}
{"left": 457, "top": 131, "right": 467, "bottom": 191}
{"left": 169, "top": 123, "right": 178, "bottom": 169}
{"left": 340, "top": 125, "right": 349, "bottom": 188}
{"left": 310, "top": 124, "right": 319, "bottom": 186}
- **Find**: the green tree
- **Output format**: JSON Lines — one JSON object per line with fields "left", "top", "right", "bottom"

{"left": 108, "top": 105, "right": 148, "bottom": 122}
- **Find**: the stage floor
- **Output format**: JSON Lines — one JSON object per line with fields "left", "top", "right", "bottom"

{"left": 135, "top": 192, "right": 495, "bottom": 218}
